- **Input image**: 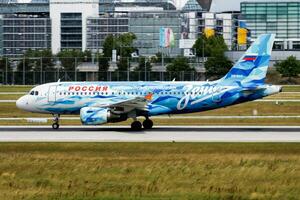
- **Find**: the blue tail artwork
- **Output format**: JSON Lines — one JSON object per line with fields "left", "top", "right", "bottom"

{"left": 221, "top": 34, "right": 275, "bottom": 87}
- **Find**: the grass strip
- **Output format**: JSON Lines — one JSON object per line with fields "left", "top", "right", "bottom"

{"left": 0, "top": 143, "right": 299, "bottom": 200}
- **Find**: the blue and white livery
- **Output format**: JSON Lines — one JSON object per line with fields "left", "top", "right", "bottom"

{"left": 16, "top": 34, "right": 282, "bottom": 130}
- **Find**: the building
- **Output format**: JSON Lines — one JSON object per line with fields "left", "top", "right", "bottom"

{"left": 0, "top": 0, "right": 185, "bottom": 57}
{"left": 0, "top": 0, "right": 299, "bottom": 58}
{"left": 0, "top": 0, "right": 237, "bottom": 57}
{"left": 241, "top": 1, "right": 300, "bottom": 50}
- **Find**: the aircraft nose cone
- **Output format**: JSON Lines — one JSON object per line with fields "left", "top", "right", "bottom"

{"left": 16, "top": 96, "right": 27, "bottom": 110}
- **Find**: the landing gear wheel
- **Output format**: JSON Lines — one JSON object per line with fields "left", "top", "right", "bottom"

{"left": 52, "top": 123, "right": 60, "bottom": 130}
{"left": 52, "top": 114, "right": 60, "bottom": 130}
{"left": 143, "top": 119, "right": 153, "bottom": 129}
{"left": 131, "top": 121, "right": 142, "bottom": 131}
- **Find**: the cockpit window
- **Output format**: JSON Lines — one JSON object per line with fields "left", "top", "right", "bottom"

{"left": 30, "top": 91, "right": 34, "bottom": 95}
{"left": 35, "top": 91, "right": 39, "bottom": 96}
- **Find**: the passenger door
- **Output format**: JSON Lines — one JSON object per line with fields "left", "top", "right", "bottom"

{"left": 48, "top": 86, "right": 57, "bottom": 103}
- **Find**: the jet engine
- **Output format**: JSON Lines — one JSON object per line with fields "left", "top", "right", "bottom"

{"left": 80, "top": 107, "right": 127, "bottom": 125}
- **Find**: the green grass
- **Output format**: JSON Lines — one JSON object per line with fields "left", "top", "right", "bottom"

{"left": 0, "top": 94, "right": 23, "bottom": 100}
{"left": 265, "top": 92, "right": 300, "bottom": 99}
{"left": 0, "top": 143, "right": 299, "bottom": 200}
{"left": 282, "top": 85, "right": 300, "bottom": 92}
{"left": 0, "top": 85, "right": 33, "bottom": 92}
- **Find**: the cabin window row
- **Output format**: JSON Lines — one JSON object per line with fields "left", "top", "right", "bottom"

{"left": 56, "top": 91, "right": 206, "bottom": 96}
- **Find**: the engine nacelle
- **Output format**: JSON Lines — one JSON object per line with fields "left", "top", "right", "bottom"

{"left": 80, "top": 107, "right": 127, "bottom": 125}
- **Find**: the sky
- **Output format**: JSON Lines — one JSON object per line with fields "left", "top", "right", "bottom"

{"left": 175, "top": 0, "right": 189, "bottom": 9}
{"left": 176, "top": 0, "right": 262, "bottom": 12}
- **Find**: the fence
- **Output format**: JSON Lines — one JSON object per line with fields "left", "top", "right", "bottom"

{"left": 0, "top": 71, "right": 206, "bottom": 85}
{"left": 0, "top": 56, "right": 206, "bottom": 85}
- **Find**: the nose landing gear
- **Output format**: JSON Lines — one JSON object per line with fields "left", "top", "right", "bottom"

{"left": 52, "top": 114, "right": 60, "bottom": 129}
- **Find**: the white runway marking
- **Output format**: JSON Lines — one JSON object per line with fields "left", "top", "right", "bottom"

{"left": 0, "top": 126, "right": 299, "bottom": 142}
{"left": 1, "top": 116, "right": 300, "bottom": 121}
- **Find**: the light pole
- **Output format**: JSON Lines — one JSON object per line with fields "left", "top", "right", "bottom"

{"left": 127, "top": 57, "right": 130, "bottom": 81}
{"left": 5, "top": 57, "right": 8, "bottom": 85}
{"left": 144, "top": 57, "right": 147, "bottom": 81}
{"left": 40, "top": 57, "right": 43, "bottom": 84}
{"left": 75, "top": 57, "right": 77, "bottom": 81}
{"left": 23, "top": 57, "right": 25, "bottom": 85}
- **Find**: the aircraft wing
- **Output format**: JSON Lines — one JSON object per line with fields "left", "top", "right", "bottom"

{"left": 93, "top": 96, "right": 150, "bottom": 114}
{"left": 108, "top": 97, "right": 148, "bottom": 110}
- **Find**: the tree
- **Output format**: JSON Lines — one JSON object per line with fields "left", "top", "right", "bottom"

{"left": 102, "top": 33, "right": 137, "bottom": 72}
{"left": 166, "top": 56, "right": 195, "bottom": 81}
{"left": 117, "top": 33, "right": 137, "bottom": 58}
{"left": 152, "top": 52, "right": 172, "bottom": 64}
{"left": 103, "top": 35, "right": 115, "bottom": 58}
{"left": 204, "top": 54, "right": 233, "bottom": 80}
{"left": 193, "top": 35, "right": 228, "bottom": 57}
{"left": 117, "top": 57, "right": 129, "bottom": 71}
{"left": 135, "top": 57, "right": 152, "bottom": 72}
{"left": 166, "top": 56, "right": 194, "bottom": 72}
{"left": 98, "top": 55, "right": 110, "bottom": 72}
{"left": 57, "top": 50, "right": 91, "bottom": 71}
{"left": 17, "top": 49, "right": 55, "bottom": 71}
{"left": 0, "top": 57, "right": 7, "bottom": 72}
{"left": 275, "top": 56, "right": 300, "bottom": 81}
{"left": 103, "top": 33, "right": 137, "bottom": 58}
{"left": 97, "top": 55, "right": 110, "bottom": 81}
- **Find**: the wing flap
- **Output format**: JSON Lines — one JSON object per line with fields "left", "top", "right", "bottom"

{"left": 94, "top": 96, "right": 149, "bottom": 114}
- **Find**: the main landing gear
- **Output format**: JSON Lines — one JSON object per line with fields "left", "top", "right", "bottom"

{"left": 143, "top": 118, "right": 153, "bottom": 129}
{"left": 131, "top": 118, "right": 153, "bottom": 131}
{"left": 52, "top": 114, "right": 60, "bottom": 129}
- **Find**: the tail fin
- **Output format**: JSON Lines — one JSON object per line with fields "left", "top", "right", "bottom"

{"left": 221, "top": 34, "right": 275, "bottom": 86}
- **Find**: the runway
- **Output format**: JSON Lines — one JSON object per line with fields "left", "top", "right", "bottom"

{"left": 0, "top": 126, "right": 300, "bottom": 142}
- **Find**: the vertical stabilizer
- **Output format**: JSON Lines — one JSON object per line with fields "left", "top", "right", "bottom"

{"left": 221, "top": 34, "right": 275, "bottom": 86}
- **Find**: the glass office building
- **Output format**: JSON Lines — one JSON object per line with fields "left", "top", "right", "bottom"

{"left": 129, "top": 11, "right": 182, "bottom": 56}
{"left": 61, "top": 13, "right": 82, "bottom": 50}
{"left": 241, "top": 1, "right": 300, "bottom": 50}
{"left": 86, "top": 13, "right": 129, "bottom": 52}
{"left": 1, "top": 15, "right": 51, "bottom": 56}
{"left": 0, "top": 0, "right": 262, "bottom": 57}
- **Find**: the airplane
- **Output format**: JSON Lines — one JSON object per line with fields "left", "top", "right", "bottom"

{"left": 16, "top": 34, "right": 282, "bottom": 130}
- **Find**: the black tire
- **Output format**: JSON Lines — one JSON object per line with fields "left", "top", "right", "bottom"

{"left": 143, "top": 119, "right": 153, "bottom": 129}
{"left": 52, "top": 123, "right": 60, "bottom": 130}
{"left": 131, "top": 121, "right": 142, "bottom": 131}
